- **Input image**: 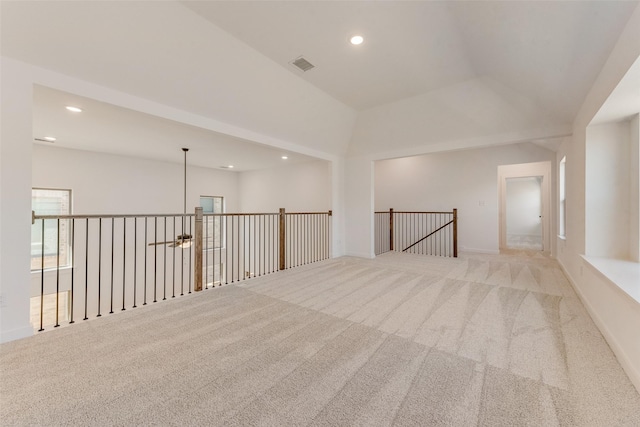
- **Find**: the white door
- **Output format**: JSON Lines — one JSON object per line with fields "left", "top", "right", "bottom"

{"left": 505, "top": 176, "right": 543, "bottom": 250}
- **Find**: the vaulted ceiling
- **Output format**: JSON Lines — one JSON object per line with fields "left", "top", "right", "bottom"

{"left": 185, "top": 0, "right": 635, "bottom": 122}
{"left": 1, "top": 1, "right": 638, "bottom": 164}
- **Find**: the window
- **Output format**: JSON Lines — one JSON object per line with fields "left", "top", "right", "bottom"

{"left": 200, "top": 196, "right": 224, "bottom": 286}
{"left": 200, "top": 196, "right": 224, "bottom": 250}
{"left": 200, "top": 196, "right": 223, "bottom": 215}
{"left": 559, "top": 156, "right": 566, "bottom": 238}
{"left": 31, "top": 188, "right": 72, "bottom": 270}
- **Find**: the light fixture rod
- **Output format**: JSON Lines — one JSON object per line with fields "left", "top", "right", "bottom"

{"left": 182, "top": 148, "right": 188, "bottom": 216}
{"left": 182, "top": 148, "right": 189, "bottom": 242}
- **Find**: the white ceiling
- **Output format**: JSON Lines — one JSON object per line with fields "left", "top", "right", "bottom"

{"left": 33, "top": 86, "right": 317, "bottom": 171}
{"left": 184, "top": 0, "right": 637, "bottom": 120}
{"left": 3, "top": 0, "right": 639, "bottom": 163}
{"left": 184, "top": 1, "right": 475, "bottom": 111}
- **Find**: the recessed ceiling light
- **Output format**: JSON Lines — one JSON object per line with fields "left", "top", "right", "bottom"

{"left": 43, "top": 136, "right": 57, "bottom": 142}
{"left": 228, "top": 165, "right": 234, "bottom": 169}
{"left": 281, "top": 156, "right": 288, "bottom": 160}
{"left": 350, "top": 35, "right": 364, "bottom": 45}
{"left": 65, "top": 106, "right": 82, "bottom": 113}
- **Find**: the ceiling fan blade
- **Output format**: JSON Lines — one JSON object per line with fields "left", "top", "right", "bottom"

{"left": 148, "top": 240, "right": 177, "bottom": 246}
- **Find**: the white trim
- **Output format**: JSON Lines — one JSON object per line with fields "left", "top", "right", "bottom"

{"left": 459, "top": 248, "right": 500, "bottom": 255}
{"left": 557, "top": 258, "right": 640, "bottom": 394}
{"left": 581, "top": 256, "right": 640, "bottom": 304}
{"left": 0, "top": 325, "right": 34, "bottom": 344}
{"left": 345, "top": 251, "right": 376, "bottom": 259}
{"left": 498, "top": 161, "right": 552, "bottom": 252}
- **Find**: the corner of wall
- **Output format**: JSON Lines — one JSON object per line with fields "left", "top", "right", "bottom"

{"left": 1, "top": 57, "right": 35, "bottom": 343}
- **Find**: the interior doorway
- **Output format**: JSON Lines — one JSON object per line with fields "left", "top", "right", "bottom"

{"left": 498, "top": 161, "right": 551, "bottom": 252}
{"left": 505, "top": 176, "right": 543, "bottom": 250}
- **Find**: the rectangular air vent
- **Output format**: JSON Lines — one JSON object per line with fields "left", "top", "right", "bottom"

{"left": 291, "top": 56, "right": 315, "bottom": 72}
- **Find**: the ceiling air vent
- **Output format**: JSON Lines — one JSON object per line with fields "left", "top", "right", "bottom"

{"left": 291, "top": 56, "right": 315, "bottom": 72}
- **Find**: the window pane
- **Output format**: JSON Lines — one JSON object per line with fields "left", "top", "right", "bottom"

{"left": 31, "top": 189, "right": 71, "bottom": 270}
{"left": 200, "top": 197, "right": 214, "bottom": 213}
{"left": 559, "top": 157, "right": 566, "bottom": 237}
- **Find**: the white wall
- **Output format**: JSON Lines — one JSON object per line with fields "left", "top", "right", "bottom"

{"left": 0, "top": 57, "right": 34, "bottom": 342}
{"left": 238, "top": 160, "right": 331, "bottom": 213}
{"left": 344, "top": 155, "right": 375, "bottom": 258}
{"left": 557, "top": 4, "right": 640, "bottom": 392}
{"left": 33, "top": 145, "right": 240, "bottom": 215}
{"left": 630, "top": 114, "right": 640, "bottom": 262}
{"left": 375, "top": 143, "right": 555, "bottom": 254}
{"left": 585, "top": 121, "right": 632, "bottom": 259}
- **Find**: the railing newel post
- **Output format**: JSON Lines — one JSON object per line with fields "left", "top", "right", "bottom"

{"left": 453, "top": 208, "right": 458, "bottom": 258}
{"left": 194, "top": 207, "right": 203, "bottom": 291}
{"left": 279, "top": 208, "right": 286, "bottom": 271}
{"left": 389, "top": 208, "right": 394, "bottom": 252}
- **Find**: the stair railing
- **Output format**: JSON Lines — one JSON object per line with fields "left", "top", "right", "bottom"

{"left": 374, "top": 209, "right": 457, "bottom": 257}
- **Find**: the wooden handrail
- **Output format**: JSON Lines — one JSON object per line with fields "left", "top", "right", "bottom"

{"left": 33, "top": 212, "right": 196, "bottom": 221}
{"left": 33, "top": 210, "right": 332, "bottom": 221}
{"left": 375, "top": 211, "right": 453, "bottom": 214}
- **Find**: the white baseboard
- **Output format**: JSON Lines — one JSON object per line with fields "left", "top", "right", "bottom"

{"left": 557, "top": 258, "right": 640, "bottom": 394}
{"left": 459, "top": 247, "right": 500, "bottom": 255}
{"left": 344, "top": 251, "right": 376, "bottom": 259}
{"left": 0, "top": 325, "right": 34, "bottom": 344}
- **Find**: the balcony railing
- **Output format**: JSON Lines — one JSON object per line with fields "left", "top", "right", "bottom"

{"left": 31, "top": 208, "right": 332, "bottom": 332}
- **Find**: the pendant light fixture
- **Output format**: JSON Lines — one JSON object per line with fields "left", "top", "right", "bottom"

{"left": 174, "top": 147, "right": 192, "bottom": 248}
{"left": 149, "top": 147, "right": 193, "bottom": 248}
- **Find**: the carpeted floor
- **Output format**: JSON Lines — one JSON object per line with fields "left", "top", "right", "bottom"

{"left": 1, "top": 251, "right": 639, "bottom": 426}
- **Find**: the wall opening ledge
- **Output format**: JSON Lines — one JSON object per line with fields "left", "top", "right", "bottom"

{"left": 581, "top": 255, "right": 640, "bottom": 304}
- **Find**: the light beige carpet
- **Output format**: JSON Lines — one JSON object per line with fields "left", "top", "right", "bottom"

{"left": 1, "top": 251, "right": 639, "bottom": 426}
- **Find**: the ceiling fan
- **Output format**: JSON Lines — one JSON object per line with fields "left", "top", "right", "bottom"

{"left": 149, "top": 148, "right": 193, "bottom": 248}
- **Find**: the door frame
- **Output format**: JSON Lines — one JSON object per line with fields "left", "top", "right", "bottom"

{"left": 498, "top": 161, "right": 551, "bottom": 252}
